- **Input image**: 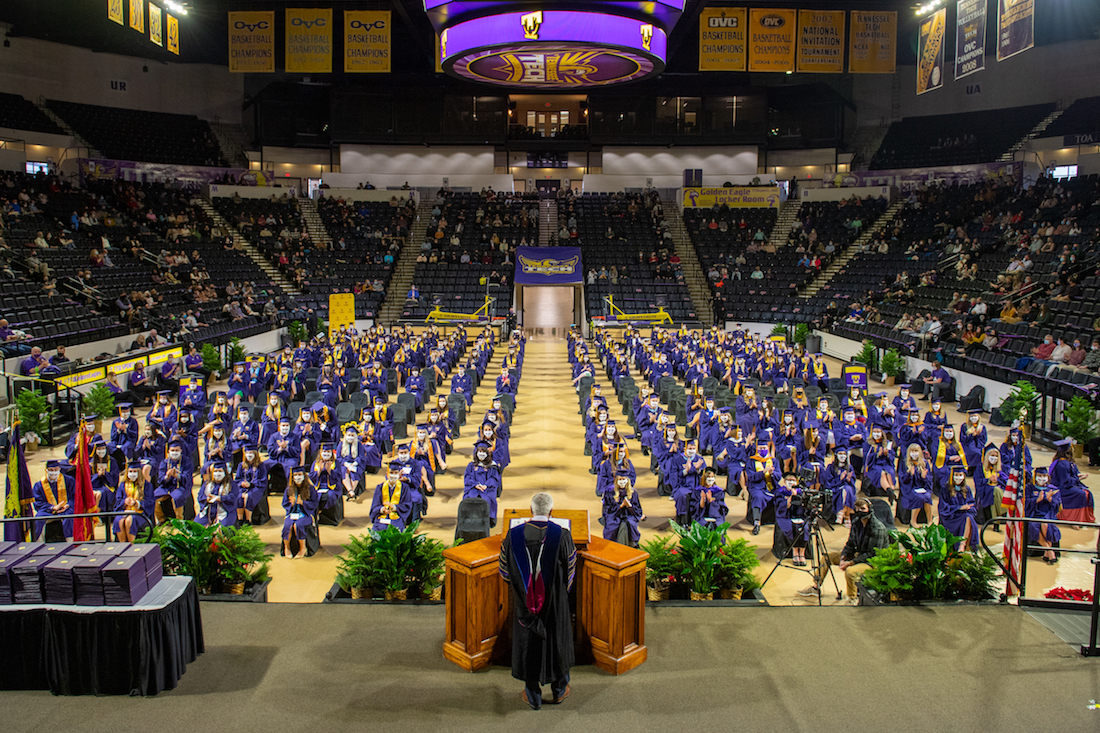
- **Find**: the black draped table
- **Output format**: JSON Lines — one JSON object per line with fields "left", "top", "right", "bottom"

{"left": 0, "top": 576, "right": 204, "bottom": 695}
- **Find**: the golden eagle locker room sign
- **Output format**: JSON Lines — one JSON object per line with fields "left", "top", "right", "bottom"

{"left": 698, "top": 8, "right": 747, "bottom": 71}
{"left": 848, "top": 11, "right": 897, "bottom": 74}
{"left": 345, "top": 11, "right": 390, "bottom": 73}
{"left": 796, "top": 10, "right": 845, "bottom": 73}
{"left": 748, "top": 8, "right": 796, "bottom": 72}
{"left": 286, "top": 8, "right": 333, "bottom": 73}
{"left": 229, "top": 11, "right": 275, "bottom": 72}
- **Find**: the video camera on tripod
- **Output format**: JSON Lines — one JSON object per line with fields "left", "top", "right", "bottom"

{"left": 789, "top": 465, "right": 832, "bottom": 519}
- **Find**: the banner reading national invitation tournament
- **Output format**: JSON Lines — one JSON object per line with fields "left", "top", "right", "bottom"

{"left": 848, "top": 11, "right": 896, "bottom": 73}
{"left": 796, "top": 10, "right": 845, "bottom": 74}
{"left": 698, "top": 7, "right": 747, "bottom": 71}
{"left": 286, "top": 8, "right": 333, "bottom": 73}
{"left": 748, "top": 8, "right": 796, "bottom": 72}
{"left": 917, "top": 8, "right": 946, "bottom": 95}
{"left": 955, "top": 0, "right": 986, "bottom": 80}
{"left": 345, "top": 11, "right": 390, "bottom": 73}
{"left": 229, "top": 11, "right": 275, "bottom": 72}
{"left": 515, "top": 247, "right": 583, "bottom": 285}
{"left": 997, "top": 0, "right": 1034, "bottom": 62}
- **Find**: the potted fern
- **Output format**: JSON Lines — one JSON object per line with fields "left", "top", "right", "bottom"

{"left": 879, "top": 348, "right": 904, "bottom": 386}
{"left": 214, "top": 524, "right": 274, "bottom": 595}
{"left": 998, "top": 380, "right": 1039, "bottom": 439}
{"left": 16, "top": 388, "right": 55, "bottom": 451}
{"left": 715, "top": 537, "right": 761, "bottom": 599}
{"left": 287, "top": 320, "right": 308, "bottom": 346}
{"left": 1057, "top": 395, "right": 1098, "bottom": 462}
{"left": 143, "top": 519, "right": 221, "bottom": 594}
{"left": 860, "top": 525, "right": 999, "bottom": 605}
{"left": 335, "top": 533, "right": 377, "bottom": 599}
{"left": 83, "top": 383, "right": 116, "bottom": 432}
{"left": 855, "top": 340, "right": 878, "bottom": 373}
{"left": 227, "top": 337, "right": 246, "bottom": 370}
{"left": 201, "top": 342, "right": 222, "bottom": 379}
{"left": 371, "top": 523, "right": 420, "bottom": 600}
{"left": 413, "top": 535, "right": 447, "bottom": 601}
{"left": 639, "top": 535, "right": 680, "bottom": 601}
{"left": 670, "top": 521, "right": 729, "bottom": 601}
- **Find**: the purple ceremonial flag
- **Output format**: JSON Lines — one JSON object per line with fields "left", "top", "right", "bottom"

{"left": 515, "top": 247, "right": 583, "bottom": 285}
{"left": 4, "top": 424, "right": 34, "bottom": 543}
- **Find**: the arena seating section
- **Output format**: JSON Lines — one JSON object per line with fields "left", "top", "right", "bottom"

{"left": 46, "top": 100, "right": 229, "bottom": 167}
{"left": 0, "top": 93, "right": 66, "bottom": 135}
{"left": 574, "top": 192, "right": 700, "bottom": 323}
{"left": 401, "top": 192, "right": 534, "bottom": 321}
{"left": 1042, "top": 95, "right": 1100, "bottom": 140}
{"left": 869, "top": 104, "right": 1054, "bottom": 169}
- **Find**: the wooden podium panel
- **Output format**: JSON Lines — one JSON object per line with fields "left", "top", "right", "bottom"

{"left": 443, "top": 514, "right": 649, "bottom": 676}
{"left": 498, "top": 508, "right": 591, "bottom": 548}
{"left": 578, "top": 537, "right": 648, "bottom": 675}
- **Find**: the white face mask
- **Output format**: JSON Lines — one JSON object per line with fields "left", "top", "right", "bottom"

{"left": 397, "top": 452, "right": 410, "bottom": 462}
{"left": 617, "top": 479, "right": 630, "bottom": 490}
{"left": 344, "top": 434, "right": 355, "bottom": 443}
{"left": 970, "top": 415, "right": 979, "bottom": 423}
{"left": 944, "top": 431, "right": 954, "bottom": 440}
{"left": 1035, "top": 476, "right": 1048, "bottom": 487}
{"left": 954, "top": 475, "right": 965, "bottom": 485}
{"left": 477, "top": 451, "right": 488, "bottom": 461}
{"left": 213, "top": 429, "right": 223, "bottom": 438}
{"left": 280, "top": 425, "right": 290, "bottom": 436}
{"left": 294, "top": 475, "right": 306, "bottom": 485}
{"left": 784, "top": 415, "right": 793, "bottom": 424}
{"left": 85, "top": 423, "right": 96, "bottom": 433}
{"left": 47, "top": 469, "right": 61, "bottom": 481}
{"left": 705, "top": 476, "right": 716, "bottom": 486}
{"left": 127, "top": 470, "right": 139, "bottom": 481}
{"left": 169, "top": 451, "right": 181, "bottom": 461}
{"left": 685, "top": 449, "right": 697, "bottom": 458}
{"left": 837, "top": 454, "right": 848, "bottom": 464}
{"left": 96, "top": 447, "right": 107, "bottom": 458}
{"left": 244, "top": 451, "right": 256, "bottom": 461}
{"left": 321, "top": 451, "right": 333, "bottom": 461}
{"left": 239, "top": 413, "right": 249, "bottom": 422}
{"left": 988, "top": 455, "right": 999, "bottom": 464}
{"left": 212, "top": 470, "right": 225, "bottom": 481}
{"left": 872, "top": 431, "right": 882, "bottom": 440}
{"left": 909, "top": 451, "right": 920, "bottom": 461}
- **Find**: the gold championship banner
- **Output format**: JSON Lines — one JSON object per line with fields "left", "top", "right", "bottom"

{"left": 848, "top": 11, "right": 897, "bottom": 73}
{"left": 748, "top": 9, "right": 796, "bottom": 72}
{"left": 286, "top": 8, "right": 333, "bottom": 73}
{"left": 683, "top": 187, "right": 782, "bottom": 209}
{"left": 149, "top": 3, "right": 162, "bottom": 46}
{"left": 345, "top": 11, "right": 390, "bottom": 73}
{"left": 129, "top": 0, "right": 144, "bottom": 33}
{"left": 698, "top": 7, "right": 747, "bottom": 71}
{"left": 108, "top": 0, "right": 124, "bottom": 26}
{"left": 917, "top": 8, "right": 947, "bottom": 95}
{"left": 796, "top": 10, "right": 845, "bottom": 73}
{"left": 167, "top": 13, "right": 179, "bottom": 55}
{"left": 329, "top": 293, "right": 356, "bottom": 339}
{"left": 229, "top": 11, "right": 275, "bottom": 73}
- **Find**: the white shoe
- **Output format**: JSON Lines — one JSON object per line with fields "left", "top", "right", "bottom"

{"left": 797, "top": 585, "right": 820, "bottom": 597}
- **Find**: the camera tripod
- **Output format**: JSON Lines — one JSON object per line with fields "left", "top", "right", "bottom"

{"left": 760, "top": 508, "right": 843, "bottom": 606}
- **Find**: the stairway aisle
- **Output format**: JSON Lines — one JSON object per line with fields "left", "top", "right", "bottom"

{"left": 663, "top": 202, "right": 712, "bottom": 325}
{"left": 799, "top": 198, "right": 905, "bottom": 298}
{"left": 378, "top": 198, "right": 435, "bottom": 325}
{"left": 195, "top": 197, "right": 302, "bottom": 296}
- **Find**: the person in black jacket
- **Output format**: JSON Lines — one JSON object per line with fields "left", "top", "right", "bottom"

{"left": 798, "top": 497, "right": 890, "bottom": 603}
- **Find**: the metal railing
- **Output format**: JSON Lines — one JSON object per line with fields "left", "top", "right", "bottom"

{"left": 1, "top": 373, "right": 83, "bottom": 447}
{"left": 979, "top": 515, "right": 1100, "bottom": 656}
{"left": 0, "top": 509, "right": 154, "bottom": 544}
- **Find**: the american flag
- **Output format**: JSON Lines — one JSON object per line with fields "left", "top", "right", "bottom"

{"left": 1001, "top": 443, "right": 1025, "bottom": 597}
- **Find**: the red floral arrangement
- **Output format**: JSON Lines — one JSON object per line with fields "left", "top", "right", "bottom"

{"left": 1044, "top": 587, "right": 1093, "bottom": 602}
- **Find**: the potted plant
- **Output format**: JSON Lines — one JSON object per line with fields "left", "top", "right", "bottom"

{"left": 997, "top": 380, "right": 1039, "bottom": 438}
{"left": 287, "top": 320, "right": 308, "bottom": 346}
{"left": 16, "top": 388, "right": 55, "bottom": 451}
{"left": 879, "top": 348, "right": 904, "bottom": 386}
{"left": 861, "top": 525, "right": 999, "bottom": 604}
{"left": 794, "top": 323, "right": 809, "bottom": 348}
{"left": 671, "top": 521, "right": 729, "bottom": 601}
{"left": 413, "top": 535, "right": 447, "bottom": 601}
{"left": 83, "top": 383, "right": 116, "bottom": 432}
{"left": 639, "top": 535, "right": 680, "bottom": 601}
{"left": 770, "top": 324, "right": 788, "bottom": 340}
{"left": 226, "top": 338, "right": 246, "bottom": 371}
{"left": 1057, "top": 395, "right": 1098, "bottom": 461}
{"left": 855, "top": 340, "right": 878, "bottom": 373}
{"left": 201, "top": 342, "right": 222, "bottom": 379}
{"left": 715, "top": 537, "right": 761, "bottom": 599}
{"left": 371, "top": 523, "right": 420, "bottom": 600}
{"left": 335, "top": 533, "right": 377, "bottom": 599}
{"left": 214, "top": 524, "right": 274, "bottom": 594}
{"left": 144, "top": 519, "right": 220, "bottom": 594}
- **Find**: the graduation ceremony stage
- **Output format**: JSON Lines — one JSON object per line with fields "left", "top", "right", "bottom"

{"left": 4, "top": 600, "right": 1096, "bottom": 732}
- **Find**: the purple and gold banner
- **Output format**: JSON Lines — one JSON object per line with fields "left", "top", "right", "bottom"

{"left": 955, "top": 0, "right": 986, "bottom": 79}
{"left": 917, "top": 8, "right": 946, "bottom": 95}
{"left": 824, "top": 161, "right": 1022, "bottom": 192}
{"left": 79, "top": 158, "right": 272, "bottom": 188}
{"left": 515, "top": 247, "right": 583, "bottom": 285}
{"left": 698, "top": 7, "right": 747, "bottom": 71}
{"left": 997, "top": 0, "right": 1034, "bottom": 62}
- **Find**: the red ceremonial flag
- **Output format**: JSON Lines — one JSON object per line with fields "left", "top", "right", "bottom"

{"left": 1001, "top": 445, "right": 1024, "bottom": 597}
{"left": 72, "top": 420, "right": 98, "bottom": 541}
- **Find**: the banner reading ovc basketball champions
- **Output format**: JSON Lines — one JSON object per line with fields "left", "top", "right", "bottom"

{"left": 515, "top": 247, "right": 583, "bottom": 285}
{"left": 286, "top": 8, "right": 333, "bottom": 73}
{"left": 228, "top": 11, "right": 275, "bottom": 72}
{"left": 916, "top": 8, "right": 946, "bottom": 95}
{"left": 848, "top": 11, "right": 896, "bottom": 73}
{"left": 682, "top": 187, "right": 781, "bottom": 209}
{"left": 748, "top": 9, "right": 796, "bottom": 72}
{"left": 345, "top": 11, "right": 390, "bottom": 73}
{"left": 698, "top": 8, "right": 747, "bottom": 71}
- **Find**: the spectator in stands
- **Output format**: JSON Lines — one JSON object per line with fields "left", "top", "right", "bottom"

{"left": 1022, "top": 333, "right": 1057, "bottom": 371}
{"left": 406, "top": 285, "right": 420, "bottom": 302}
{"left": 25, "top": 251, "right": 49, "bottom": 280}
{"left": 1030, "top": 302, "right": 1051, "bottom": 328}
{"left": 917, "top": 360, "right": 951, "bottom": 401}
{"left": 20, "top": 347, "right": 50, "bottom": 376}
{"left": 1067, "top": 339, "right": 1086, "bottom": 369}
{"left": 145, "top": 330, "right": 167, "bottom": 348}
{"left": 32, "top": 231, "right": 49, "bottom": 249}
{"left": 1082, "top": 340, "right": 1100, "bottom": 373}
{"left": 750, "top": 267, "right": 764, "bottom": 280}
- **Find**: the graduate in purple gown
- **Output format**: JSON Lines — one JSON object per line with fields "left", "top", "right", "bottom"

{"left": 336, "top": 424, "right": 371, "bottom": 499}
{"left": 32, "top": 460, "right": 73, "bottom": 541}
{"left": 774, "top": 410, "right": 802, "bottom": 475}
{"left": 109, "top": 402, "right": 140, "bottom": 461}
{"left": 670, "top": 439, "right": 708, "bottom": 526}
{"left": 834, "top": 407, "right": 866, "bottom": 474}
{"left": 234, "top": 444, "right": 268, "bottom": 525}
{"left": 266, "top": 416, "right": 302, "bottom": 478}
{"left": 202, "top": 420, "right": 231, "bottom": 473}
{"left": 463, "top": 441, "right": 502, "bottom": 524}
{"left": 198, "top": 461, "right": 237, "bottom": 528}
{"left": 862, "top": 425, "right": 898, "bottom": 502}
{"left": 1049, "top": 439, "right": 1096, "bottom": 524}
{"left": 898, "top": 443, "right": 935, "bottom": 527}
{"left": 283, "top": 466, "right": 319, "bottom": 559}
{"left": 822, "top": 446, "right": 857, "bottom": 526}
{"left": 90, "top": 436, "right": 121, "bottom": 514}
{"left": 691, "top": 467, "right": 728, "bottom": 529}
{"left": 602, "top": 468, "right": 643, "bottom": 547}
{"left": 1027, "top": 467, "right": 1061, "bottom": 564}
{"left": 260, "top": 393, "right": 287, "bottom": 446}
{"left": 230, "top": 404, "right": 260, "bottom": 459}
{"left": 115, "top": 459, "right": 155, "bottom": 541}
{"left": 156, "top": 438, "right": 194, "bottom": 521}
{"left": 932, "top": 424, "right": 967, "bottom": 496}
{"left": 744, "top": 439, "right": 781, "bottom": 535}
{"left": 310, "top": 442, "right": 345, "bottom": 526}
{"left": 974, "top": 446, "right": 1006, "bottom": 526}
{"left": 146, "top": 390, "right": 178, "bottom": 435}
{"left": 370, "top": 462, "right": 415, "bottom": 531}
{"left": 939, "top": 466, "right": 979, "bottom": 550}
{"left": 959, "top": 410, "right": 989, "bottom": 475}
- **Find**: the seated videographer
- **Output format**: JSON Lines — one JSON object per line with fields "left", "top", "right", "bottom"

{"left": 798, "top": 497, "right": 889, "bottom": 603}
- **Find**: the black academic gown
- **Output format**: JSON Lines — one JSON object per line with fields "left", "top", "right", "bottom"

{"left": 499, "top": 520, "right": 576, "bottom": 686}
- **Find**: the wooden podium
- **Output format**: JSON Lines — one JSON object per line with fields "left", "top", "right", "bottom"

{"left": 443, "top": 509, "right": 648, "bottom": 675}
